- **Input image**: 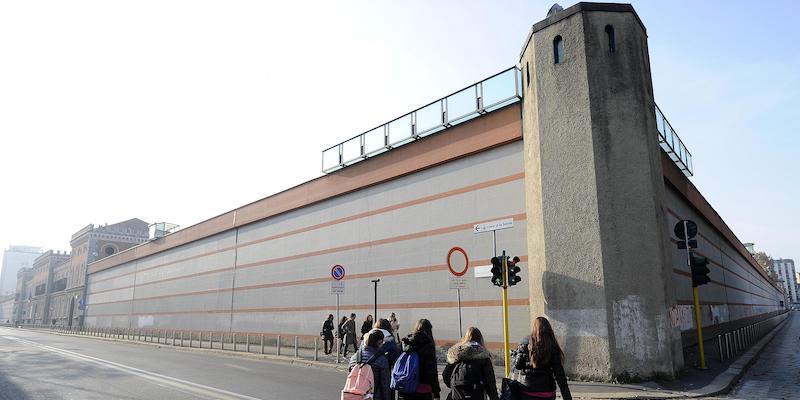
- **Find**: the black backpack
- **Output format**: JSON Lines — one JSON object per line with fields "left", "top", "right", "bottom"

{"left": 449, "top": 361, "right": 485, "bottom": 399}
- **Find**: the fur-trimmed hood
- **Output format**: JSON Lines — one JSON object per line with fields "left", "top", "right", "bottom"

{"left": 446, "top": 342, "right": 492, "bottom": 364}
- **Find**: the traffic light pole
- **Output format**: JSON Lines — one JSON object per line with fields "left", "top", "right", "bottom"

{"left": 684, "top": 220, "right": 707, "bottom": 369}
{"left": 501, "top": 251, "right": 511, "bottom": 377}
{"left": 692, "top": 286, "right": 706, "bottom": 369}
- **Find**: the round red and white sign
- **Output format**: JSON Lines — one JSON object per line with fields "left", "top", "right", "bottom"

{"left": 447, "top": 247, "right": 469, "bottom": 277}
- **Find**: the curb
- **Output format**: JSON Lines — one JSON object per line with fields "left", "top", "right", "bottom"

{"left": 19, "top": 327, "right": 351, "bottom": 373}
{"left": 568, "top": 313, "right": 791, "bottom": 399}
{"left": 682, "top": 314, "right": 790, "bottom": 398}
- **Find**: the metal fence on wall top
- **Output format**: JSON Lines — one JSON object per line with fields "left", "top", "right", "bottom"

{"left": 321, "top": 66, "right": 523, "bottom": 173}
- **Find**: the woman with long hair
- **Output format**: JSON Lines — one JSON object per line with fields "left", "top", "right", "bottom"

{"left": 512, "top": 317, "right": 571, "bottom": 400}
{"left": 321, "top": 314, "right": 335, "bottom": 354}
{"left": 337, "top": 316, "right": 348, "bottom": 355}
{"left": 442, "top": 327, "right": 499, "bottom": 400}
{"left": 361, "top": 314, "right": 374, "bottom": 341}
{"left": 398, "top": 319, "right": 441, "bottom": 400}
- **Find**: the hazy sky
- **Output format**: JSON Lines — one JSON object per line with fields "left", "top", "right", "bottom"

{"left": 1, "top": 1, "right": 797, "bottom": 263}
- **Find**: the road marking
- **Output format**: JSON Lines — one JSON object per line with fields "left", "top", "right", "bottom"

{"left": 1, "top": 334, "right": 263, "bottom": 400}
{"left": 223, "top": 363, "right": 251, "bottom": 372}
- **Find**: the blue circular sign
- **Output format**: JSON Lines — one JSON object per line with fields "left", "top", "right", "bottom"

{"left": 331, "top": 264, "right": 345, "bottom": 280}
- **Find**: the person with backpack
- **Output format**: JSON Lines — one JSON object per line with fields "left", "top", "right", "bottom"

{"left": 442, "top": 327, "right": 499, "bottom": 400}
{"left": 394, "top": 319, "right": 441, "bottom": 400}
{"left": 343, "top": 330, "right": 390, "bottom": 400}
{"left": 363, "top": 318, "right": 402, "bottom": 366}
{"left": 343, "top": 313, "right": 358, "bottom": 357}
{"left": 338, "top": 316, "right": 349, "bottom": 355}
{"left": 511, "top": 317, "right": 572, "bottom": 400}
{"left": 322, "top": 314, "right": 335, "bottom": 355}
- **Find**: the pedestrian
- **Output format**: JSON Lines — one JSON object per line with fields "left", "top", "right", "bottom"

{"left": 361, "top": 314, "right": 374, "bottom": 341}
{"left": 397, "top": 319, "right": 441, "bottom": 400}
{"left": 442, "top": 327, "right": 499, "bottom": 400}
{"left": 321, "top": 314, "right": 335, "bottom": 355}
{"left": 343, "top": 313, "right": 358, "bottom": 357}
{"left": 512, "top": 317, "right": 572, "bottom": 400}
{"left": 338, "top": 316, "right": 349, "bottom": 354}
{"left": 363, "top": 318, "right": 402, "bottom": 366}
{"left": 348, "top": 330, "right": 391, "bottom": 400}
{"left": 389, "top": 312, "right": 400, "bottom": 342}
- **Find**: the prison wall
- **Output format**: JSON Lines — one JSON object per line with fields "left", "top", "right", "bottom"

{"left": 661, "top": 153, "right": 785, "bottom": 346}
{"left": 85, "top": 105, "right": 531, "bottom": 348}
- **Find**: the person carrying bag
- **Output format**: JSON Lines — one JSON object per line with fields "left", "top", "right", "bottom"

{"left": 442, "top": 327, "right": 499, "bottom": 400}
{"left": 509, "top": 317, "right": 571, "bottom": 400}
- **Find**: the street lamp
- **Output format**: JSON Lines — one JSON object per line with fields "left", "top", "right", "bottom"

{"left": 370, "top": 279, "right": 380, "bottom": 320}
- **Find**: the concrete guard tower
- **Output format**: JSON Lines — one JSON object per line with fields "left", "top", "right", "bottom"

{"left": 521, "top": 3, "right": 683, "bottom": 380}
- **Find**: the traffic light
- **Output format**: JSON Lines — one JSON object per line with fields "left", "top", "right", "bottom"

{"left": 507, "top": 256, "right": 521, "bottom": 286}
{"left": 490, "top": 256, "right": 503, "bottom": 287}
{"left": 690, "top": 253, "right": 711, "bottom": 287}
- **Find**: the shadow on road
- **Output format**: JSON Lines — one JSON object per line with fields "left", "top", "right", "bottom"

{"left": 0, "top": 370, "right": 29, "bottom": 400}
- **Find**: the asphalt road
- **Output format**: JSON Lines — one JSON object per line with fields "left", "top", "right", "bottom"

{"left": 0, "top": 327, "right": 346, "bottom": 400}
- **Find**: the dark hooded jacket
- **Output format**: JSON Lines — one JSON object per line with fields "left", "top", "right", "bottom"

{"left": 349, "top": 346, "right": 390, "bottom": 400}
{"left": 442, "top": 342, "right": 499, "bottom": 400}
{"left": 512, "top": 336, "right": 571, "bottom": 400}
{"left": 401, "top": 331, "right": 441, "bottom": 397}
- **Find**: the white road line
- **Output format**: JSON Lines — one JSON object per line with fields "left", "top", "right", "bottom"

{"left": 2, "top": 335, "right": 263, "bottom": 400}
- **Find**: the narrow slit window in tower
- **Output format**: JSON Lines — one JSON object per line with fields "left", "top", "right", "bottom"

{"left": 553, "top": 36, "right": 564, "bottom": 64}
{"left": 605, "top": 25, "right": 616, "bottom": 53}
{"left": 526, "top": 62, "right": 531, "bottom": 87}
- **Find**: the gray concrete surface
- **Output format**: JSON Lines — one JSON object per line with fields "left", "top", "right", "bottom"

{"left": 0, "top": 326, "right": 344, "bottom": 399}
{"left": 520, "top": 3, "right": 682, "bottom": 380}
{"left": 721, "top": 311, "right": 799, "bottom": 400}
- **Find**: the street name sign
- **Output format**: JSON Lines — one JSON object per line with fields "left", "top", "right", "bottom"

{"left": 473, "top": 218, "right": 514, "bottom": 233}
{"left": 473, "top": 265, "right": 492, "bottom": 278}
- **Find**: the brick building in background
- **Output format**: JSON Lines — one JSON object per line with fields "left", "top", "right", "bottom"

{"left": 9, "top": 218, "right": 149, "bottom": 326}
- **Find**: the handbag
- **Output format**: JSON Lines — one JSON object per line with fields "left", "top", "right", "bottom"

{"left": 500, "top": 377, "right": 521, "bottom": 400}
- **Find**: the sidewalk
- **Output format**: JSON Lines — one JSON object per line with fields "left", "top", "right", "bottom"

{"left": 20, "top": 312, "right": 792, "bottom": 399}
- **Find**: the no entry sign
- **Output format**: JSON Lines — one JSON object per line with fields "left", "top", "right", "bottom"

{"left": 331, "top": 264, "right": 345, "bottom": 280}
{"left": 447, "top": 247, "right": 469, "bottom": 277}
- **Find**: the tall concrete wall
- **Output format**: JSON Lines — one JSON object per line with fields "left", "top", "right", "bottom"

{"left": 86, "top": 141, "right": 531, "bottom": 347}
{"left": 520, "top": 4, "right": 681, "bottom": 380}
{"left": 662, "top": 172, "right": 784, "bottom": 338}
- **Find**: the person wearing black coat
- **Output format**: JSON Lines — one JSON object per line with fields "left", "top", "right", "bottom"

{"left": 360, "top": 314, "right": 374, "bottom": 342}
{"left": 398, "top": 319, "right": 441, "bottom": 400}
{"left": 512, "top": 317, "right": 571, "bottom": 400}
{"left": 321, "top": 314, "right": 335, "bottom": 354}
{"left": 442, "top": 327, "right": 499, "bottom": 400}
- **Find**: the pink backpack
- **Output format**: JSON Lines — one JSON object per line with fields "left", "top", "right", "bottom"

{"left": 342, "top": 350, "right": 380, "bottom": 400}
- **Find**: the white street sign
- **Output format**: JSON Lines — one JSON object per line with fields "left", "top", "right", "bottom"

{"left": 473, "top": 218, "right": 514, "bottom": 233}
{"left": 330, "top": 280, "right": 346, "bottom": 295}
{"left": 449, "top": 276, "right": 468, "bottom": 289}
{"left": 473, "top": 265, "right": 492, "bottom": 278}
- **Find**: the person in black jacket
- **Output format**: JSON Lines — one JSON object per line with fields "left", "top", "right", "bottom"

{"left": 361, "top": 314, "right": 374, "bottom": 342}
{"left": 321, "top": 314, "right": 335, "bottom": 354}
{"left": 512, "top": 317, "right": 571, "bottom": 400}
{"left": 337, "top": 316, "right": 349, "bottom": 355}
{"left": 399, "top": 319, "right": 441, "bottom": 400}
{"left": 442, "top": 327, "right": 499, "bottom": 400}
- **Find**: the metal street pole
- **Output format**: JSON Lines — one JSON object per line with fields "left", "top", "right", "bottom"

{"left": 335, "top": 293, "right": 340, "bottom": 364}
{"left": 457, "top": 288, "right": 463, "bottom": 338}
{"left": 371, "top": 279, "right": 380, "bottom": 321}
{"left": 501, "top": 250, "right": 511, "bottom": 377}
{"left": 684, "top": 220, "right": 707, "bottom": 369}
